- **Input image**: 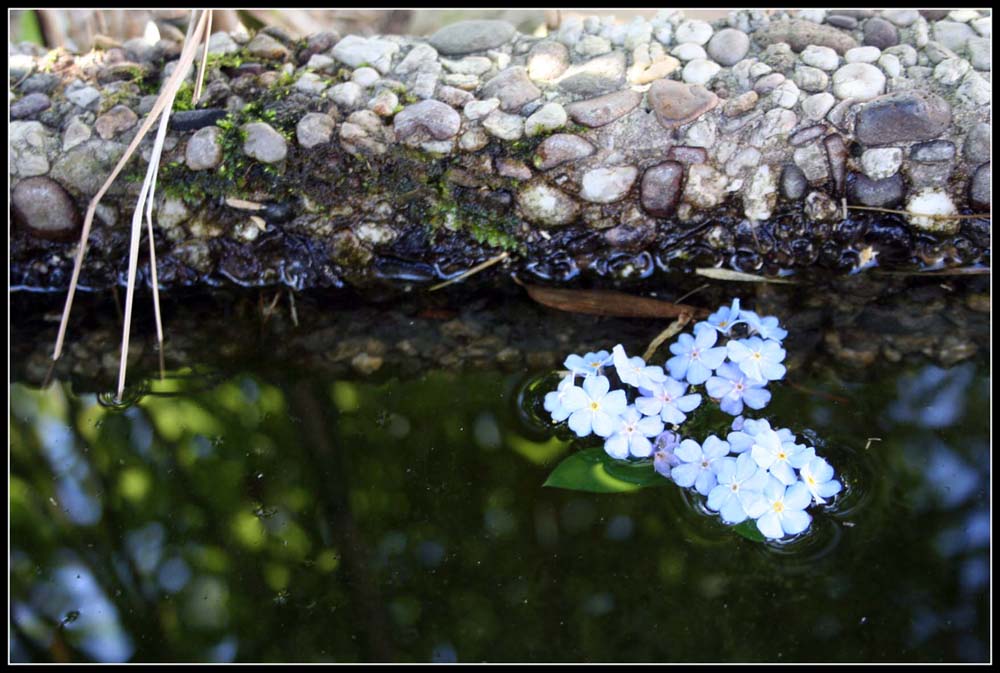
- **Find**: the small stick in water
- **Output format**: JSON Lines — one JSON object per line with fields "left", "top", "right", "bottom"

{"left": 429, "top": 252, "right": 509, "bottom": 291}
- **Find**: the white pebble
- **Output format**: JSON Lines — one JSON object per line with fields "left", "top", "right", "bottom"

{"left": 860, "top": 148, "right": 902, "bottom": 180}
{"left": 845, "top": 46, "right": 881, "bottom": 64}
{"left": 682, "top": 59, "right": 722, "bottom": 85}
{"left": 801, "top": 45, "right": 839, "bottom": 71}
{"left": 832, "top": 63, "right": 886, "bottom": 100}
{"left": 675, "top": 19, "right": 714, "bottom": 46}
{"left": 671, "top": 42, "right": 707, "bottom": 61}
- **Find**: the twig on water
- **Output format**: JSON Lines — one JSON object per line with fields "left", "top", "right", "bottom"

{"left": 429, "top": 251, "right": 509, "bottom": 291}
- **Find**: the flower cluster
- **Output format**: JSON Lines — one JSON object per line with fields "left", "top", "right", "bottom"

{"left": 543, "top": 299, "right": 842, "bottom": 540}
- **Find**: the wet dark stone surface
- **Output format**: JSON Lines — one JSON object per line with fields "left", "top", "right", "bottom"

{"left": 847, "top": 171, "right": 905, "bottom": 208}
{"left": 170, "top": 108, "right": 230, "bottom": 131}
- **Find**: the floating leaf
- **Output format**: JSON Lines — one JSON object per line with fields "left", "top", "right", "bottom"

{"left": 519, "top": 284, "right": 710, "bottom": 319}
{"left": 695, "top": 268, "right": 797, "bottom": 284}
{"left": 732, "top": 519, "right": 766, "bottom": 543}
{"left": 543, "top": 447, "right": 669, "bottom": 493}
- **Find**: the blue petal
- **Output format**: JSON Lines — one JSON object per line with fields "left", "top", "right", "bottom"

{"left": 720, "top": 495, "right": 748, "bottom": 524}
{"left": 756, "top": 512, "right": 784, "bottom": 539}
{"left": 567, "top": 409, "right": 592, "bottom": 437}
{"left": 781, "top": 509, "right": 811, "bottom": 536}
{"left": 671, "top": 463, "right": 699, "bottom": 488}
{"left": 604, "top": 433, "right": 630, "bottom": 459}
{"left": 741, "top": 387, "right": 771, "bottom": 410}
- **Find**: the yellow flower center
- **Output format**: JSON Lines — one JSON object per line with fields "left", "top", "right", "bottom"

{"left": 772, "top": 501, "right": 784, "bottom": 513}
{"left": 807, "top": 475, "right": 816, "bottom": 485}
{"left": 752, "top": 352, "right": 762, "bottom": 360}
{"left": 778, "top": 451, "right": 787, "bottom": 460}
{"left": 590, "top": 401, "right": 600, "bottom": 411}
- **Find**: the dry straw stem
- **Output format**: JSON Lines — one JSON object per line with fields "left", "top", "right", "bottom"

{"left": 52, "top": 10, "right": 211, "bottom": 392}
{"left": 642, "top": 313, "right": 693, "bottom": 362}
{"left": 695, "top": 268, "right": 797, "bottom": 284}
{"left": 428, "top": 251, "right": 509, "bottom": 291}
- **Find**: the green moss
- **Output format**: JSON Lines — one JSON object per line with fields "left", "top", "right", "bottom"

{"left": 172, "top": 80, "right": 194, "bottom": 111}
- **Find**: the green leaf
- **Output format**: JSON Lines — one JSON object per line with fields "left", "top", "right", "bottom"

{"left": 543, "top": 447, "right": 669, "bottom": 493}
{"left": 732, "top": 519, "right": 766, "bottom": 543}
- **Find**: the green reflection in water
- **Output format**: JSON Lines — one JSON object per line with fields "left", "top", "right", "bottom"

{"left": 9, "top": 360, "right": 990, "bottom": 663}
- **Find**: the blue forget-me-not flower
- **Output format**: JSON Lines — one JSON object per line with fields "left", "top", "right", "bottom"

{"left": 755, "top": 477, "right": 812, "bottom": 539}
{"left": 666, "top": 324, "right": 728, "bottom": 385}
{"left": 562, "top": 375, "right": 627, "bottom": 439}
{"left": 604, "top": 405, "right": 665, "bottom": 459}
{"left": 636, "top": 377, "right": 702, "bottom": 425}
{"left": 672, "top": 435, "right": 730, "bottom": 496}
{"left": 705, "top": 362, "right": 772, "bottom": 416}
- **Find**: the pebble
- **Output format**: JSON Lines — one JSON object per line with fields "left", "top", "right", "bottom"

{"left": 725, "top": 147, "right": 761, "bottom": 176}
{"left": 480, "top": 67, "right": 541, "bottom": 112}
{"left": 49, "top": 139, "right": 125, "bottom": 195}
{"left": 623, "top": 17, "right": 653, "bottom": 50}
{"left": 524, "top": 103, "right": 567, "bottom": 137}
{"left": 910, "top": 140, "right": 955, "bottom": 163}
{"left": 428, "top": 20, "right": 515, "bottom": 55}
{"left": 682, "top": 59, "right": 722, "bottom": 85}
{"left": 241, "top": 122, "right": 287, "bottom": 163}
{"left": 517, "top": 181, "right": 579, "bottom": 226}
{"left": 932, "top": 21, "right": 976, "bottom": 52}
{"left": 12, "top": 176, "right": 80, "bottom": 240}
{"left": 934, "top": 58, "right": 971, "bottom": 86}
{"left": 576, "top": 35, "right": 612, "bottom": 58}
{"left": 801, "top": 45, "right": 840, "bottom": 71}
{"left": 801, "top": 92, "right": 836, "bottom": 120}
{"left": 495, "top": 157, "right": 533, "bottom": 181}
{"left": 295, "top": 72, "right": 329, "bottom": 95}
{"left": 753, "top": 73, "right": 786, "bottom": 95}
{"left": 955, "top": 71, "right": 991, "bottom": 107}
{"left": 794, "top": 65, "right": 829, "bottom": 92}
{"left": 331, "top": 35, "right": 399, "bottom": 74}
{"left": 780, "top": 164, "right": 808, "bottom": 199}
{"left": 207, "top": 31, "right": 239, "bottom": 55}
{"left": 854, "top": 91, "right": 952, "bottom": 145}
{"left": 66, "top": 85, "right": 101, "bottom": 109}
{"left": 671, "top": 42, "right": 707, "bottom": 61}
{"left": 464, "top": 98, "right": 500, "bottom": 120}
{"left": 639, "top": 162, "right": 683, "bottom": 218}
{"left": 307, "top": 54, "right": 336, "bottom": 72}
{"left": 558, "top": 52, "right": 627, "bottom": 96}
{"left": 394, "top": 99, "right": 461, "bottom": 141}
{"left": 882, "top": 10, "right": 919, "bottom": 27}
{"left": 527, "top": 41, "right": 570, "bottom": 81}
{"left": 804, "top": 190, "right": 840, "bottom": 221}
{"left": 628, "top": 52, "right": 681, "bottom": 84}
{"left": 848, "top": 172, "right": 905, "bottom": 207}
{"left": 724, "top": 91, "right": 758, "bottom": 116}
{"left": 441, "top": 56, "right": 491, "bottom": 76}
{"left": 749, "top": 108, "right": 797, "bottom": 147}
{"left": 296, "top": 112, "right": 335, "bottom": 148}
{"left": 246, "top": 32, "right": 289, "bottom": 60}
{"left": 706, "top": 28, "right": 750, "bottom": 66}
{"left": 743, "top": 164, "right": 778, "bottom": 221}
{"left": 832, "top": 63, "right": 886, "bottom": 100}
{"left": 368, "top": 90, "right": 399, "bottom": 117}
{"left": 770, "top": 80, "right": 800, "bottom": 108}
{"left": 564, "top": 89, "right": 642, "bottom": 128}
{"left": 971, "top": 17, "right": 991, "bottom": 38}
{"left": 458, "top": 128, "right": 489, "bottom": 152}
{"left": 789, "top": 124, "right": 827, "bottom": 146}
{"left": 906, "top": 188, "right": 959, "bottom": 234}
{"left": 826, "top": 15, "right": 858, "bottom": 30}
{"left": 667, "top": 146, "right": 708, "bottom": 164}
{"left": 948, "top": 10, "right": 981, "bottom": 22}
{"left": 185, "top": 126, "right": 223, "bottom": 170}
{"left": 878, "top": 53, "right": 902, "bottom": 77}
{"left": 755, "top": 19, "right": 859, "bottom": 54}
{"left": 863, "top": 17, "right": 900, "bottom": 49}
{"left": 793, "top": 143, "right": 829, "bottom": 183}
{"left": 969, "top": 163, "right": 990, "bottom": 211}
{"left": 963, "top": 123, "right": 991, "bottom": 164}
{"left": 861, "top": 147, "right": 902, "bottom": 179}
{"left": 534, "top": 134, "right": 595, "bottom": 170}
{"left": 675, "top": 20, "right": 714, "bottom": 46}
{"left": 330, "top": 82, "right": 364, "bottom": 109}
{"left": 62, "top": 117, "right": 92, "bottom": 151}
{"left": 351, "top": 67, "right": 380, "bottom": 87}
{"left": 395, "top": 44, "right": 438, "bottom": 76}
{"left": 967, "top": 37, "right": 990, "bottom": 71}
{"left": 580, "top": 166, "right": 639, "bottom": 203}
{"left": 845, "top": 46, "right": 881, "bottom": 64}
{"left": 482, "top": 110, "right": 524, "bottom": 141}
{"left": 923, "top": 41, "right": 958, "bottom": 65}
{"left": 682, "top": 164, "right": 728, "bottom": 209}
{"left": 10, "top": 93, "right": 51, "bottom": 119}
{"left": 885, "top": 44, "right": 917, "bottom": 66}
{"left": 436, "top": 86, "right": 473, "bottom": 108}
{"left": 648, "top": 79, "right": 719, "bottom": 128}
{"left": 95, "top": 105, "right": 138, "bottom": 140}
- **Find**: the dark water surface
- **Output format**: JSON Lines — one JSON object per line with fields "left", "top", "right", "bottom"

{"left": 9, "top": 288, "right": 991, "bottom": 663}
